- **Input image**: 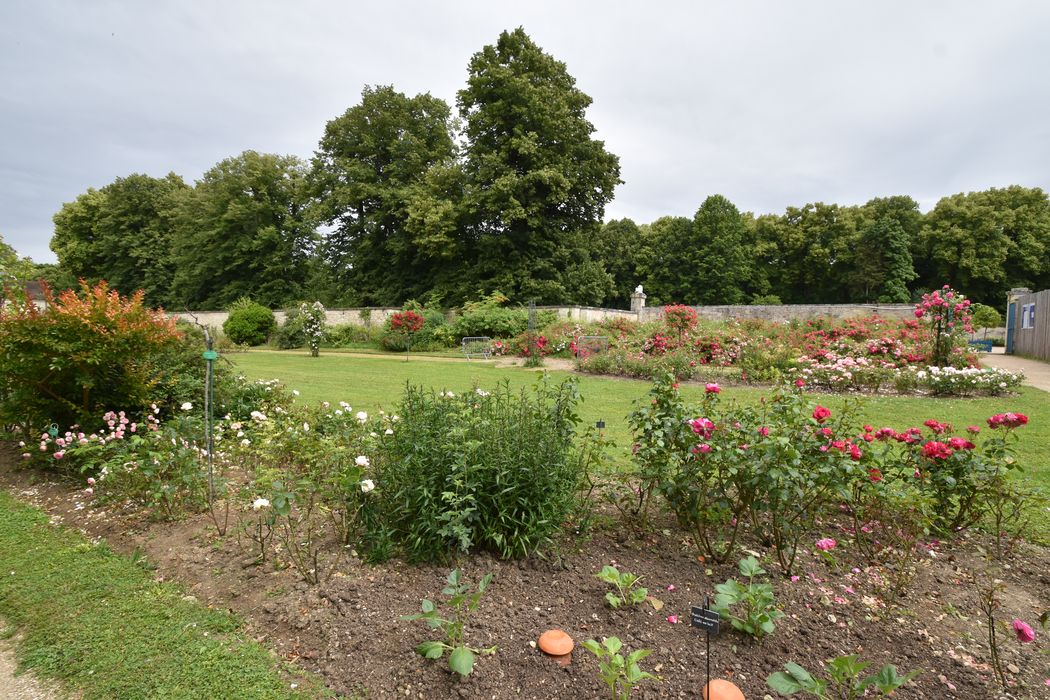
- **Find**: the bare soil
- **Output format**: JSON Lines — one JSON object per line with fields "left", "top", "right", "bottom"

{"left": 1, "top": 454, "right": 1047, "bottom": 700}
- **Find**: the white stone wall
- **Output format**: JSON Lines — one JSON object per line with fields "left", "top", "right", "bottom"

{"left": 172, "top": 302, "right": 930, "bottom": 336}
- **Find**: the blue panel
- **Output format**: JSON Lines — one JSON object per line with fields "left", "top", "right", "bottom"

{"left": 1006, "top": 302, "right": 1017, "bottom": 353}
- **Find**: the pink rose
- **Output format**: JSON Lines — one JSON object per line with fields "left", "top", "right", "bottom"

{"left": 705, "top": 383, "right": 721, "bottom": 394}
{"left": 1013, "top": 619, "right": 1036, "bottom": 643}
{"left": 815, "top": 538, "right": 837, "bottom": 551}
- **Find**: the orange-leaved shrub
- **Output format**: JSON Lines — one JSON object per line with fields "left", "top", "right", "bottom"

{"left": 0, "top": 280, "right": 181, "bottom": 435}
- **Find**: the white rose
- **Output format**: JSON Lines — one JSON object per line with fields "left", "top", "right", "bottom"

{"left": 356, "top": 411, "right": 368, "bottom": 423}
{"left": 251, "top": 497, "right": 270, "bottom": 511}
{"left": 181, "top": 402, "right": 193, "bottom": 411}
{"left": 360, "top": 479, "right": 375, "bottom": 493}
{"left": 355, "top": 455, "right": 370, "bottom": 467}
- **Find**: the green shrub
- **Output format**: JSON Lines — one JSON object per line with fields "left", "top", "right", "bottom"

{"left": 222, "top": 298, "right": 275, "bottom": 346}
{"left": 452, "top": 307, "right": 529, "bottom": 339}
{"left": 326, "top": 323, "right": 382, "bottom": 347}
{"left": 149, "top": 321, "right": 233, "bottom": 421}
{"left": 236, "top": 398, "right": 377, "bottom": 583}
{"left": 0, "top": 281, "right": 183, "bottom": 434}
{"left": 271, "top": 305, "right": 307, "bottom": 349}
{"left": 89, "top": 414, "right": 211, "bottom": 518}
{"left": 380, "top": 309, "right": 451, "bottom": 351}
{"left": 579, "top": 349, "right": 703, "bottom": 381}
{"left": 369, "top": 376, "right": 587, "bottom": 561}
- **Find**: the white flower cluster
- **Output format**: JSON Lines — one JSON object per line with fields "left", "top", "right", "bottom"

{"left": 299, "top": 301, "right": 327, "bottom": 347}
{"left": 918, "top": 365, "right": 1024, "bottom": 396}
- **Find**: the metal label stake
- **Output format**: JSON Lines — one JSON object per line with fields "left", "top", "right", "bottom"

{"left": 691, "top": 596, "right": 721, "bottom": 694}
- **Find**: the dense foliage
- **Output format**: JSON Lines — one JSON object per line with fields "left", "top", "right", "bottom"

{"left": 0, "top": 281, "right": 182, "bottom": 432}
{"left": 621, "top": 374, "right": 1031, "bottom": 577}
{"left": 44, "top": 22, "right": 1050, "bottom": 310}
{"left": 368, "top": 378, "right": 587, "bottom": 561}
{"left": 222, "top": 298, "right": 276, "bottom": 346}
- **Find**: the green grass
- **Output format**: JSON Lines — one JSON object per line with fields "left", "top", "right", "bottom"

{"left": 0, "top": 491, "right": 321, "bottom": 700}
{"left": 231, "top": 350, "right": 1050, "bottom": 538}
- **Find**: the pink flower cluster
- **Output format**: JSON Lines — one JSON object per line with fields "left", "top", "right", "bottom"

{"left": 815, "top": 538, "right": 837, "bottom": 551}
{"left": 913, "top": 285, "right": 974, "bottom": 332}
{"left": 987, "top": 412, "right": 1028, "bottom": 430}
{"left": 689, "top": 417, "right": 715, "bottom": 439}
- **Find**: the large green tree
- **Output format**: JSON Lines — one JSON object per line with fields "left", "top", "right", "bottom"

{"left": 171, "top": 151, "right": 315, "bottom": 309}
{"left": 917, "top": 186, "right": 1050, "bottom": 305}
{"left": 0, "top": 232, "right": 34, "bottom": 289}
{"left": 51, "top": 173, "right": 188, "bottom": 306}
{"left": 590, "top": 218, "right": 647, "bottom": 308}
{"left": 310, "top": 85, "right": 457, "bottom": 305}
{"left": 638, "top": 216, "right": 695, "bottom": 304}
{"left": 637, "top": 197, "right": 755, "bottom": 305}
{"left": 853, "top": 217, "right": 916, "bottom": 302}
{"left": 690, "top": 195, "right": 753, "bottom": 305}
{"left": 457, "top": 27, "right": 621, "bottom": 304}
{"left": 760, "top": 202, "right": 862, "bottom": 303}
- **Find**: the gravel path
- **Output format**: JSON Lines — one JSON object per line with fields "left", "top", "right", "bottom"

{"left": 980, "top": 349, "right": 1050, "bottom": 393}
{"left": 0, "top": 625, "right": 66, "bottom": 700}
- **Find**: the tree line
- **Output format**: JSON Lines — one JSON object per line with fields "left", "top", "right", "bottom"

{"left": 35, "top": 28, "right": 1050, "bottom": 311}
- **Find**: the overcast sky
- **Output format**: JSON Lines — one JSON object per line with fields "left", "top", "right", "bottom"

{"left": 2, "top": 1, "right": 1049, "bottom": 263}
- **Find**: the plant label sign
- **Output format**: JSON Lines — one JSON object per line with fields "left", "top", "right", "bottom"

{"left": 202, "top": 350, "right": 219, "bottom": 361}
{"left": 690, "top": 606, "right": 720, "bottom": 635}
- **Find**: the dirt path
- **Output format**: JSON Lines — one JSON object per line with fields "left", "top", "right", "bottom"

{"left": 0, "top": 625, "right": 66, "bottom": 700}
{"left": 980, "top": 349, "right": 1050, "bottom": 393}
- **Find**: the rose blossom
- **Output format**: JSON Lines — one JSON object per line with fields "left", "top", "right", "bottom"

{"left": 815, "top": 538, "right": 837, "bottom": 551}
{"left": 1013, "top": 619, "right": 1036, "bottom": 643}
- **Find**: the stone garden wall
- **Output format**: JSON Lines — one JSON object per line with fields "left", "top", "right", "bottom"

{"left": 637, "top": 303, "right": 916, "bottom": 323}
{"left": 171, "top": 307, "right": 401, "bottom": 331}
{"left": 172, "top": 302, "right": 920, "bottom": 333}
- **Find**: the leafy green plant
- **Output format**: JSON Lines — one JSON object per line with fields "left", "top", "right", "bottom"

{"left": 0, "top": 280, "right": 183, "bottom": 435}
{"left": 713, "top": 556, "right": 783, "bottom": 638}
{"left": 236, "top": 400, "right": 375, "bottom": 583}
{"left": 596, "top": 565, "right": 648, "bottom": 609}
{"left": 369, "top": 376, "right": 585, "bottom": 562}
{"left": 401, "top": 569, "right": 496, "bottom": 677}
{"left": 222, "top": 298, "right": 275, "bottom": 346}
{"left": 581, "top": 636, "right": 658, "bottom": 700}
{"left": 88, "top": 418, "right": 212, "bottom": 518}
{"left": 767, "top": 655, "right": 919, "bottom": 698}
{"left": 624, "top": 372, "right": 694, "bottom": 527}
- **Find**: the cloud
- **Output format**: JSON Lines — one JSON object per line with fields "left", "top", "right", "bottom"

{"left": 1, "top": 0, "right": 1048, "bottom": 262}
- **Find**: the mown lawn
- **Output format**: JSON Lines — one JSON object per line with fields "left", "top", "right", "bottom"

{"left": 0, "top": 491, "right": 321, "bottom": 700}
{"left": 231, "top": 350, "right": 1050, "bottom": 538}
